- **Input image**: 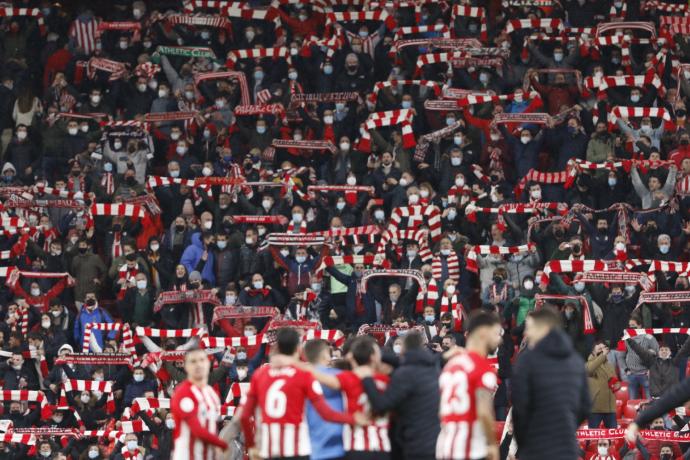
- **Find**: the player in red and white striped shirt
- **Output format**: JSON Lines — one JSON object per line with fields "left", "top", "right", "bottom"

{"left": 171, "top": 348, "right": 228, "bottom": 460}
{"left": 306, "top": 335, "right": 391, "bottom": 459}
{"left": 437, "top": 311, "right": 503, "bottom": 460}
{"left": 240, "top": 328, "right": 367, "bottom": 460}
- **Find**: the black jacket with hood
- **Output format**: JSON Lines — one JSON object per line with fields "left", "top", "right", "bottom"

{"left": 512, "top": 329, "right": 591, "bottom": 460}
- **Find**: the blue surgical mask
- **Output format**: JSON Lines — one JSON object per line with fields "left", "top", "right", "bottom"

{"left": 424, "top": 315, "right": 435, "bottom": 323}
{"left": 402, "top": 100, "right": 412, "bottom": 109}
{"left": 256, "top": 126, "right": 266, "bottom": 134}
{"left": 608, "top": 177, "right": 617, "bottom": 187}
{"left": 254, "top": 71, "right": 264, "bottom": 81}
{"left": 324, "top": 65, "right": 333, "bottom": 75}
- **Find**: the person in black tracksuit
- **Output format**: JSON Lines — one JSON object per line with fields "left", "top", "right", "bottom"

{"left": 361, "top": 334, "right": 440, "bottom": 460}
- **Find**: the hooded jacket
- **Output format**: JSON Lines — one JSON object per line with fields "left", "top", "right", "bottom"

{"left": 361, "top": 348, "right": 440, "bottom": 460}
{"left": 180, "top": 232, "right": 215, "bottom": 284}
{"left": 512, "top": 329, "right": 590, "bottom": 460}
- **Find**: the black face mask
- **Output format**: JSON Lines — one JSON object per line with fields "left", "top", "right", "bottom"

{"left": 677, "top": 109, "right": 687, "bottom": 118}
{"left": 78, "top": 247, "right": 88, "bottom": 254}
{"left": 112, "top": 224, "right": 122, "bottom": 232}
{"left": 572, "top": 243, "right": 582, "bottom": 253}
{"left": 85, "top": 298, "right": 96, "bottom": 307}
{"left": 71, "top": 170, "right": 80, "bottom": 177}
{"left": 175, "top": 225, "right": 185, "bottom": 232}
{"left": 126, "top": 176, "right": 136, "bottom": 186}
{"left": 554, "top": 229, "right": 564, "bottom": 238}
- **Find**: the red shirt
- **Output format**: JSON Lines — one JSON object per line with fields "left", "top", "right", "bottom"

{"left": 436, "top": 350, "right": 498, "bottom": 460}
{"left": 241, "top": 364, "right": 354, "bottom": 458}
{"left": 337, "top": 371, "right": 391, "bottom": 452}
{"left": 170, "top": 380, "right": 227, "bottom": 460}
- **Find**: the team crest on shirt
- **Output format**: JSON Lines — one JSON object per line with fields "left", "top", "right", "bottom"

{"left": 180, "top": 397, "right": 194, "bottom": 413}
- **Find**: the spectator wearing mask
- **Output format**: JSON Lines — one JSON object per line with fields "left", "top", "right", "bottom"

{"left": 586, "top": 341, "right": 619, "bottom": 429}
{"left": 617, "top": 315, "right": 659, "bottom": 399}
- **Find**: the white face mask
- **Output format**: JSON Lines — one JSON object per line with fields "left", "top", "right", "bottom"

{"left": 158, "top": 89, "right": 169, "bottom": 98}
{"left": 615, "top": 242, "right": 626, "bottom": 251}
{"left": 202, "top": 167, "right": 212, "bottom": 177}
{"left": 136, "top": 280, "right": 147, "bottom": 290}
{"left": 41, "top": 319, "right": 51, "bottom": 329}
{"left": 393, "top": 344, "right": 402, "bottom": 354}
{"left": 530, "top": 190, "right": 541, "bottom": 200}
{"left": 170, "top": 132, "right": 181, "bottom": 141}
{"left": 574, "top": 282, "right": 585, "bottom": 292}
{"left": 631, "top": 94, "right": 640, "bottom": 103}
{"left": 450, "top": 157, "right": 461, "bottom": 166}
{"left": 245, "top": 237, "right": 254, "bottom": 246}
{"left": 68, "top": 127, "right": 78, "bottom": 136}
{"left": 253, "top": 281, "right": 263, "bottom": 290}
{"left": 336, "top": 201, "right": 345, "bottom": 210}
{"left": 399, "top": 178, "right": 409, "bottom": 187}
{"left": 292, "top": 213, "right": 303, "bottom": 223}
{"left": 126, "top": 440, "right": 138, "bottom": 452}
{"left": 374, "top": 210, "right": 385, "bottom": 220}
{"left": 203, "top": 221, "right": 213, "bottom": 230}
{"left": 408, "top": 194, "right": 419, "bottom": 204}
{"left": 81, "top": 394, "right": 91, "bottom": 404}
{"left": 133, "top": 374, "right": 144, "bottom": 383}
{"left": 324, "top": 115, "right": 334, "bottom": 124}
{"left": 176, "top": 145, "right": 187, "bottom": 155}
{"left": 524, "top": 280, "right": 534, "bottom": 290}
{"left": 150, "top": 243, "right": 160, "bottom": 252}
{"left": 225, "top": 295, "right": 237, "bottom": 305}
{"left": 17, "top": 131, "right": 27, "bottom": 140}
{"left": 217, "top": 240, "right": 227, "bottom": 250}
{"left": 169, "top": 170, "right": 180, "bottom": 178}
{"left": 165, "top": 419, "right": 175, "bottom": 430}
{"left": 441, "top": 248, "right": 451, "bottom": 256}
{"left": 490, "top": 133, "right": 500, "bottom": 141}
{"left": 340, "top": 142, "right": 351, "bottom": 151}
{"left": 521, "top": 136, "right": 531, "bottom": 144}
{"left": 237, "top": 369, "right": 248, "bottom": 380}
{"left": 288, "top": 71, "right": 298, "bottom": 80}
{"left": 91, "top": 95, "right": 101, "bottom": 104}
{"left": 88, "top": 450, "right": 99, "bottom": 459}
{"left": 446, "top": 285, "right": 456, "bottom": 295}
{"left": 346, "top": 176, "right": 356, "bottom": 185}
{"left": 244, "top": 329, "right": 256, "bottom": 337}
{"left": 660, "top": 244, "right": 670, "bottom": 254}
{"left": 455, "top": 177, "right": 465, "bottom": 187}
{"left": 597, "top": 446, "right": 609, "bottom": 456}
{"left": 420, "top": 189, "right": 429, "bottom": 199}
{"left": 295, "top": 255, "right": 307, "bottom": 264}
{"left": 31, "top": 288, "right": 41, "bottom": 296}
{"left": 185, "top": 91, "right": 195, "bottom": 100}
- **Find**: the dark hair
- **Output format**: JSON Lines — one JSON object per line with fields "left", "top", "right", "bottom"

{"left": 402, "top": 331, "right": 424, "bottom": 351}
{"left": 527, "top": 306, "right": 563, "bottom": 329}
{"left": 183, "top": 346, "right": 206, "bottom": 361}
{"left": 466, "top": 310, "right": 501, "bottom": 335}
{"left": 304, "top": 339, "right": 330, "bottom": 364}
{"left": 276, "top": 328, "right": 301, "bottom": 355}
{"left": 350, "top": 336, "right": 377, "bottom": 366}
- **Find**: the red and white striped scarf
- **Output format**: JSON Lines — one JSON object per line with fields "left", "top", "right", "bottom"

{"left": 440, "top": 293, "right": 464, "bottom": 331}
{"left": 286, "top": 219, "right": 307, "bottom": 234}
{"left": 504, "top": 18, "right": 564, "bottom": 35}
{"left": 111, "top": 232, "right": 123, "bottom": 259}
{"left": 357, "top": 109, "right": 415, "bottom": 152}
{"left": 608, "top": 106, "right": 671, "bottom": 127}
{"left": 452, "top": 5, "right": 487, "bottom": 42}
{"left": 465, "top": 244, "right": 535, "bottom": 273}
{"left": 60, "top": 379, "right": 115, "bottom": 414}
{"left": 388, "top": 205, "right": 442, "bottom": 242}
{"left": 194, "top": 71, "right": 251, "bottom": 106}
{"left": 0, "top": 8, "right": 45, "bottom": 34}
{"left": 432, "top": 251, "right": 460, "bottom": 282}
{"left": 100, "top": 172, "right": 114, "bottom": 196}
{"left": 166, "top": 13, "right": 230, "bottom": 29}
{"left": 609, "top": 1, "right": 627, "bottom": 20}
{"left": 326, "top": 11, "right": 396, "bottom": 31}
{"left": 515, "top": 169, "right": 571, "bottom": 199}
{"left": 369, "top": 80, "right": 443, "bottom": 105}
{"left": 539, "top": 260, "right": 620, "bottom": 286}
{"left": 225, "top": 47, "right": 290, "bottom": 69}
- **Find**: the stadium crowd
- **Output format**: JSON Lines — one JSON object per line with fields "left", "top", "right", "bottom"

{"left": 6, "top": 0, "right": 690, "bottom": 458}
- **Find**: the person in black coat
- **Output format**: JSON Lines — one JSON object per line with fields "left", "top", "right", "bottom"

{"left": 360, "top": 332, "right": 440, "bottom": 460}
{"left": 512, "top": 308, "right": 590, "bottom": 460}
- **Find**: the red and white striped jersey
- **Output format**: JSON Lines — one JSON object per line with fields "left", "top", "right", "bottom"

{"left": 69, "top": 17, "right": 99, "bottom": 55}
{"left": 337, "top": 371, "right": 391, "bottom": 452}
{"left": 245, "top": 364, "right": 322, "bottom": 458}
{"left": 171, "top": 381, "right": 225, "bottom": 460}
{"left": 436, "top": 350, "right": 498, "bottom": 460}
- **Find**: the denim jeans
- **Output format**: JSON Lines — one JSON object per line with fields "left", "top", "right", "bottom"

{"left": 588, "top": 413, "right": 618, "bottom": 428}
{"left": 626, "top": 372, "right": 650, "bottom": 400}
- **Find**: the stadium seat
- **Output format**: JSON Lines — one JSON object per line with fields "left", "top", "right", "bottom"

{"left": 623, "top": 399, "right": 648, "bottom": 419}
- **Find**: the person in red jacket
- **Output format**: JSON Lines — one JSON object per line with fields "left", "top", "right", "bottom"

{"left": 271, "top": 6, "right": 326, "bottom": 38}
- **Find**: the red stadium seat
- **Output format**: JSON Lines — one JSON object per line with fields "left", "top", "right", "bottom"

{"left": 623, "top": 399, "right": 648, "bottom": 419}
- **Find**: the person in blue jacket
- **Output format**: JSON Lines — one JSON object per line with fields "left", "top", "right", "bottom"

{"left": 180, "top": 231, "right": 215, "bottom": 285}
{"left": 303, "top": 339, "right": 345, "bottom": 460}
{"left": 74, "top": 291, "right": 117, "bottom": 351}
